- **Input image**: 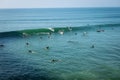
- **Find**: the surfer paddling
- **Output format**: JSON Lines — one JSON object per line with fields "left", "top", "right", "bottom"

{"left": 45, "top": 46, "right": 50, "bottom": 50}
{"left": 28, "top": 50, "right": 36, "bottom": 53}
{"left": 96, "top": 28, "right": 105, "bottom": 32}
{"left": 75, "top": 33, "right": 77, "bottom": 35}
{"left": 26, "top": 42, "right": 29, "bottom": 45}
{"left": 40, "top": 37, "right": 43, "bottom": 39}
{"left": 91, "top": 45, "right": 95, "bottom": 48}
{"left": 0, "top": 44, "right": 4, "bottom": 47}
{"left": 51, "top": 59, "right": 59, "bottom": 63}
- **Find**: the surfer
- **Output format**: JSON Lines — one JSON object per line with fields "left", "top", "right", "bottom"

{"left": 97, "top": 30, "right": 104, "bottom": 32}
{"left": 48, "top": 36, "right": 50, "bottom": 38}
{"left": 48, "top": 35, "right": 52, "bottom": 39}
{"left": 49, "top": 32, "right": 52, "bottom": 35}
{"left": 28, "top": 50, "right": 32, "bottom": 53}
{"left": 22, "top": 32, "right": 29, "bottom": 37}
{"left": 91, "top": 45, "right": 95, "bottom": 48}
{"left": 0, "top": 44, "right": 4, "bottom": 47}
{"left": 48, "top": 32, "right": 52, "bottom": 38}
{"left": 26, "top": 42, "right": 29, "bottom": 45}
{"left": 67, "top": 27, "right": 72, "bottom": 31}
{"left": 44, "top": 46, "right": 50, "bottom": 50}
{"left": 45, "top": 46, "right": 50, "bottom": 50}
{"left": 83, "top": 32, "right": 87, "bottom": 36}
{"left": 40, "top": 37, "right": 43, "bottom": 39}
{"left": 59, "top": 30, "right": 64, "bottom": 35}
{"left": 97, "top": 30, "right": 101, "bottom": 32}
{"left": 28, "top": 50, "right": 36, "bottom": 53}
{"left": 51, "top": 59, "right": 59, "bottom": 63}
{"left": 75, "top": 33, "right": 77, "bottom": 35}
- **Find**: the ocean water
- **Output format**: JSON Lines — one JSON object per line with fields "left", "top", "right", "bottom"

{"left": 0, "top": 8, "right": 120, "bottom": 80}
{"left": 0, "top": 8, "right": 120, "bottom": 32}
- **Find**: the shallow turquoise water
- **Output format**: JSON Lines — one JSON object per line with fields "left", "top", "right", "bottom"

{"left": 0, "top": 26, "right": 120, "bottom": 80}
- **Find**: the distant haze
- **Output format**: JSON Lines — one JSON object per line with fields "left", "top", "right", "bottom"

{"left": 0, "top": 0, "right": 120, "bottom": 8}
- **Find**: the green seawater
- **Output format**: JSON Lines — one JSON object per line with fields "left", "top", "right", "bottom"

{"left": 0, "top": 25, "right": 120, "bottom": 80}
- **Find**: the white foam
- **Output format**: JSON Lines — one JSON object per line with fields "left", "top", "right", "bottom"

{"left": 48, "top": 28, "right": 55, "bottom": 32}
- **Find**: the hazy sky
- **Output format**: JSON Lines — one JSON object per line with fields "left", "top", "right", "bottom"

{"left": 0, "top": 0, "right": 120, "bottom": 8}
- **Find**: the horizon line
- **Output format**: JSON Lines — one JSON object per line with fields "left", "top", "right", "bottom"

{"left": 0, "top": 6, "right": 120, "bottom": 9}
